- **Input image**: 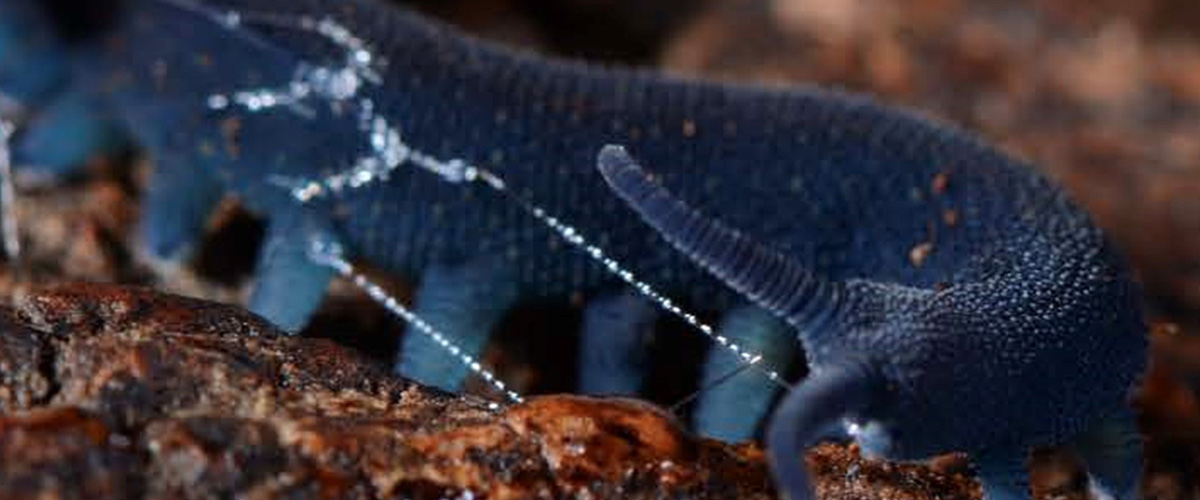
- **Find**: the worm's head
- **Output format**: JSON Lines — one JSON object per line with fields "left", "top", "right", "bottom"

{"left": 595, "top": 144, "right": 1148, "bottom": 494}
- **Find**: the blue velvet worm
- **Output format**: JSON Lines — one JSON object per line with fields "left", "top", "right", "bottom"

{"left": 0, "top": 1, "right": 1147, "bottom": 499}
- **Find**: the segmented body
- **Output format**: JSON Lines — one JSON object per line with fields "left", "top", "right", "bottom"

{"left": 100, "top": 0, "right": 1006, "bottom": 293}
{"left": 0, "top": 1, "right": 1147, "bottom": 499}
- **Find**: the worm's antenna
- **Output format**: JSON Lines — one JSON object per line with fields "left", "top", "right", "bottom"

{"left": 596, "top": 145, "right": 843, "bottom": 332}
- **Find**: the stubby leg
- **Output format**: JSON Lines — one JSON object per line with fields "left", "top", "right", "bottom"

{"left": 976, "top": 449, "right": 1032, "bottom": 500}
{"left": 396, "top": 259, "right": 518, "bottom": 392}
{"left": 1, "top": 0, "right": 123, "bottom": 179}
{"left": 139, "top": 151, "right": 223, "bottom": 261}
{"left": 1072, "top": 408, "right": 1143, "bottom": 500}
{"left": 12, "top": 90, "right": 124, "bottom": 178}
{"left": 0, "top": 0, "right": 67, "bottom": 105}
{"left": 576, "top": 292, "right": 657, "bottom": 396}
{"left": 247, "top": 211, "right": 336, "bottom": 332}
{"left": 694, "top": 305, "right": 798, "bottom": 442}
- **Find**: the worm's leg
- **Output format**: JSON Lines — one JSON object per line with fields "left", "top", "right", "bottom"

{"left": 976, "top": 449, "right": 1032, "bottom": 500}
{"left": 248, "top": 210, "right": 336, "bottom": 332}
{"left": 577, "top": 291, "right": 657, "bottom": 396}
{"left": 694, "top": 304, "right": 797, "bottom": 442}
{"left": 1, "top": 0, "right": 123, "bottom": 178}
{"left": 139, "top": 149, "right": 223, "bottom": 261}
{"left": 396, "top": 259, "right": 518, "bottom": 392}
{"left": 13, "top": 90, "right": 124, "bottom": 178}
{"left": 1072, "top": 408, "right": 1143, "bottom": 500}
{"left": 0, "top": 0, "right": 66, "bottom": 105}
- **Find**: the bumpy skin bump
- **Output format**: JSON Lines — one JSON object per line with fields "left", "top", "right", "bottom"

{"left": 0, "top": 1, "right": 1147, "bottom": 493}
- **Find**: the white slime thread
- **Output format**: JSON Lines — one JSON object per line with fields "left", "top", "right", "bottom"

{"left": 184, "top": 3, "right": 789, "bottom": 392}
{"left": 307, "top": 238, "right": 522, "bottom": 407}
{"left": 0, "top": 118, "right": 21, "bottom": 263}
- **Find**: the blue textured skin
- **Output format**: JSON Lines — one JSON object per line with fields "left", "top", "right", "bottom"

{"left": 596, "top": 145, "right": 1146, "bottom": 499}
{"left": 0, "top": 1, "right": 1147, "bottom": 498}
{"left": 0, "top": 0, "right": 124, "bottom": 175}
{"left": 0, "top": 0, "right": 797, "bottom": 438}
